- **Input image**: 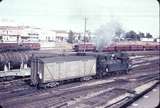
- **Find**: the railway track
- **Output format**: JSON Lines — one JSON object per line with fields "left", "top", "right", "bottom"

{"left": 0, "top": 77, "right": 29, "bottom": 87}
{"left": 65, "top": 73, "right": 159, "bottom": 108}
{"left": 0, "top": 71, "right": 159, "bottom": 108}
{"left": 110, "top": 82, "right": 159, "bottom": 108}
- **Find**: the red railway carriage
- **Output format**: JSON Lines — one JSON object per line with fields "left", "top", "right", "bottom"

{"left": 0, "top": 42, "right": 40, "bottom": 52}
{"left": 102, "top": 43, "right": 116, "bottom": 52}
{"left": 102, "top": 41, "right": 159, "bottom": 52}
{"left": 130, "top": 45, "right": 144, "bottom": 51}
{"left": 102, "top": 46, "right": 115, "bottom": 52}
{"left": 23, "top": 43, "right": 40, "bottom": 50}
{"left": 144, "top": 45, "right": 156, "bottom": 50}
{"left": 0, "top": 43, "right": 18, "bottom": 51}
{"left": 73, "top": 43, "right": 96, "bottom": 52}
{"left": 115, "top": 45, "right": 130, "bottom": 51}
{"left": 156, "top": 43, "right": 160, "bottom": 50}
{"left": 144, "top": 42, "right": 158, "bottom": 51}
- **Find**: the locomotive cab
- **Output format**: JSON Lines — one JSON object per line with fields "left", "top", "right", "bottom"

{"left": 96, "top": 52, "right": 130, "bottom": 78}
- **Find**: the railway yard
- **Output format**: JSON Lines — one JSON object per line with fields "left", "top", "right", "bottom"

{"left": 0, "top": 0, "right": 159, "bottom": 107}
{"left": 0, "top": 50, "right": 159, "bottom": 108}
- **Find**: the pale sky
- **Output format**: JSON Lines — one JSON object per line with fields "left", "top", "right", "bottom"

{"left": 0, "top": 0, "right": 159, "bottom": 37}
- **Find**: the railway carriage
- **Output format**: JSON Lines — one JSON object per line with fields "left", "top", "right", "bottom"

{"left": 73, "top": 43, "right": 96, "bottom": 52}
{"left": 0, "top": 42, "right": 40, "bottom": 52}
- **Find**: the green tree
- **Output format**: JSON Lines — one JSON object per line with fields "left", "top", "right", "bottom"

{"left": 67, "top": 30, "right": 75, "bottom": 43}
{"left": 138, "top": 32, "right": 145, "bottom": 38}
{"left": 78, "top": 33, "right": 81, "bottom": 40}
{"left": 146, "top": 33, "right": 153, "bottom": 38}
{"left": 125, "top": 30, "right": 140, "bottom": 41}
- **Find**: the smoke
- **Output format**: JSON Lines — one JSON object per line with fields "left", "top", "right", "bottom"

{"left": 95, "top": 20, "right": 123, "bottom": 51}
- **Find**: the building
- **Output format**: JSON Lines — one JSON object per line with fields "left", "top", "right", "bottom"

{"left": 0, "top": 26, "right": 25, "bottom": 43}
{"left": 0, "top": 26, "right": 57, "bottom": 42}
{"left": 140, "top": 38, "right": 154, "bottom": 42}
{"left": 52, "top": 30, "right": 68, "bottom": 42}
{"left": 0, "top": 25, "right": 57, "bottom": 49}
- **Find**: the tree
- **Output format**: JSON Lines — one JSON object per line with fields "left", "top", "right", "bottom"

{"left": 67, "top": 30, "right": 75, "bottom": 43}
{"left": 125, "top": 30, "right": 140, "bottom": 41}
{"left": 83, "top": 36, "right": 90, "bottom": 42}
{"left": 146, "top": 33, "right": 153, "bottom": 38}
{"left": 138, "top": 32, "right": 145, "bottom": 38}
{"left": 78, "top": 33, "right": 81, "bottom": 40}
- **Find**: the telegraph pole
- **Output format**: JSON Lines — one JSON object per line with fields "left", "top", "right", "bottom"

{"left": 83, "top": 17, "right": 87, "bottom": 53}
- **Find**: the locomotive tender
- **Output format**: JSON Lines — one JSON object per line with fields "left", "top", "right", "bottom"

{"left": 31, "top": 52, "right": 130, "bottom": 88}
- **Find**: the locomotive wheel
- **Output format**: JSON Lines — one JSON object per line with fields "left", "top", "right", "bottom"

{"left": 3, "top": 76, "right": 15, "bottom": 81}
{"left": 116, "top": 71, "right": 121, "bottom": 75}
{"left": 106, "top": 67, "right": 109, "bottom": 73}
{"left": 97, "top": 71, "right": 103, "bottom": 79}
{"left": 119, "top": 71, "right": 123, "bottom": 75}
{"left": 124, "top": 69, "right": 129, "bottom": 74}
{"left": 107, "top": 72, "right": 112, "bottom": 77}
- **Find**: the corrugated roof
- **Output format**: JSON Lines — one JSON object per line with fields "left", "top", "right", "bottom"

{"left": 38, "top": 56, "right": 96, "bottom": 63}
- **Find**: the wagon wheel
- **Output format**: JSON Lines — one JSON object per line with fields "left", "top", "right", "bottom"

{"left": 124, "top": 69, "right": 129, "bottom": 74}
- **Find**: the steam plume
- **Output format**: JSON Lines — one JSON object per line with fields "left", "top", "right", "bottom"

{"left": 95, "top": 20, "right": 122, "bottom": 51}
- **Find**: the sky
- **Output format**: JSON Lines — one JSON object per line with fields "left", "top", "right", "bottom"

{"left": 0, "top": 0, "right": 159, "bottom": 37}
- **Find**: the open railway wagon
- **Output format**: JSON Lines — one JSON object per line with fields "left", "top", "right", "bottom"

{"left": 0, "top": 52, "right": 60, "bottom": 81}
{"left": 0, "top": 51, "right": 32, "bottom": 80}
{"left": 30, "top": 52, "right": 131, "bottom": 88}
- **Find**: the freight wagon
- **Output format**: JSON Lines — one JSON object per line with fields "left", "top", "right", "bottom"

{"left": 31, "top": 52, "right": 130, "bottom": 88}
{"left": 31, "top": 56, "right": 96, "bottom": 87}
